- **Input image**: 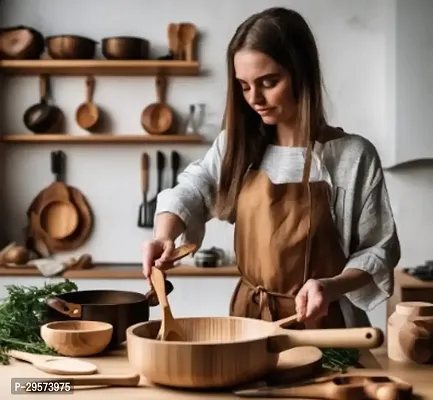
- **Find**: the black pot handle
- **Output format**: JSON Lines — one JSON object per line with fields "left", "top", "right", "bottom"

{"left": 46, "top": 296, "right": 81, "bottom": 318}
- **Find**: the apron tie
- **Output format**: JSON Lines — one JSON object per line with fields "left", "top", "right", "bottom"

{"left": 241, "top": 277, "right": 295, "bottom": 321}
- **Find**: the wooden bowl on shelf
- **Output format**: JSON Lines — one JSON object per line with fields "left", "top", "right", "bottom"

{"left": 45, "top": 35, "right": 97, "bottom": 59}
{"left": 40, "top": 320, "right": 113, "bottom": 357}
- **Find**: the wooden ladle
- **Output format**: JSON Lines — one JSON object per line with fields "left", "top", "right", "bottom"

{"left": 76, "top": 75, "right": 99, "bottom": 130}
{"left": 140, "top": 75, "right": 173, "bottom": 134}
{"left": 150, "top": 266, "right": 185, "bottom": 341}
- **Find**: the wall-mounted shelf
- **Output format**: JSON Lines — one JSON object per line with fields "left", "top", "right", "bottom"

{"left": 0, "top": 60, "right": 200, "bottom": 76}
{"left": 0, "top": 134, "right": 204, "bottom": 144}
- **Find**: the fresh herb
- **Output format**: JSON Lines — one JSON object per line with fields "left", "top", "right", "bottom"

{"left": 321, "top": 348, "right": 361, "bottom": 372}
{"left": 0, "top": 280, "right": 78, "bottom": 364}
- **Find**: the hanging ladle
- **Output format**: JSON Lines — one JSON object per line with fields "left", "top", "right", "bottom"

{"left": 76, "top": 75, "right": 99, "bottom": 131}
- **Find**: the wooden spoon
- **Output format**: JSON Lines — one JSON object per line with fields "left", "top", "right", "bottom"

{"left": 19, "top": 373, "right": 140, "bottom": 388}
{"left": 179, "top": 23, "right": 197, "bottom": 61}
{"left": 150, "top": 266, "right": 185, "bottom": 341}
{"left": 8, "top": 350, "right": 97, "bottom": 375}
{"left": 76, "top": 75, "right": 99, "bottom": 130}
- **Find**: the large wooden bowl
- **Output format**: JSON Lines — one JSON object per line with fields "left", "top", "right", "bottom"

{"left": 126, "top": 316, "right": 383, "bottom": 389}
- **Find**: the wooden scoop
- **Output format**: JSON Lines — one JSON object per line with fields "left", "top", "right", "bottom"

{"left": 8, "top": 350, "right": 97, "bottom": 375}
{"left": 140, "top": 75, "right": 173, "bottom": 134}
{"left": 76, "top": 75, "right": 99, "bottom": 130}
{"left": 150, "top": 266, "right": 185, "bottom": 341}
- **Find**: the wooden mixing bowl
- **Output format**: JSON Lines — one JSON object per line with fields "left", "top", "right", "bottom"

{"left": 41, "top": 320, "right": 113, "bottom": 357}
{"left": 126, "top": 316, "right": 383, "bottom": 389}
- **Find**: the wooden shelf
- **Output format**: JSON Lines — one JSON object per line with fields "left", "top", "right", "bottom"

{"left": 0, "top": 59, "right": 200, "bottom": 76}
{"left": 0, "top": 264, "right": 240, "bottom": 279}
{"left": 0, "top": 134, "right": 204, "bottom": 144}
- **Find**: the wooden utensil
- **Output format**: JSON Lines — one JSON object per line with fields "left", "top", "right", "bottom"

{"left": 150, "top": 266, "right": 185, "bottom": 341}
{"left": 167, "top": 23, "right": 179, "bottom": 59}
{"left": 126, "top": 314, "right": 383, "bottom": 389}
{"left": 27, "top": 373, "right": 141, "bottom": 387}
{"left": 40, "top": 320, "right": 113, "bottom": 357}
{"left": 137, "top": 152, "right": 151, "bottom": 228}
{"left": 76, "top": 75, "right": 99, "bottom": 130}
{"left": 234, "top": 373, "right": 412, "bottom": 400}
{"left": 8, "top": 350, "right": 97, "bottom": 375}
{"left": 37, "top": 151, "right": 79, "bottom": 240}
{"left": 140, "top": 75, "right": 173, "bottom": 134}
{"left": 178, "top": 22, "right": 197, "bottom": 61}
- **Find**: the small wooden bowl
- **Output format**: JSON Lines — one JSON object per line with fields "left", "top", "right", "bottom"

{"left": 40, "top": 320, "right": 113, "bottom": 357}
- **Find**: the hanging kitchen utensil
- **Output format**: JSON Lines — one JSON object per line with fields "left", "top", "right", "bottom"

{"left": 75, "top": 75, "right": 99, "bottom": 131}
{"left": 8, "top": 350, "right": 97, "bottom": 375}
{"left": 234, "top": 373, "right": 412, "bottom": 400}
{"left": 150, "top": 266, "right": 185, "bottom": 341}
{"left": 126, "top": 315, "right": 383, "bottom": 389}
{"left": 37, "top": 151, "right": 79, "bottom": 240}
{"left": 140, "top": 75, "right": 173, "bottom": 134}
{"left": 26, "top": 151, "right": 93, "bottom": 254}
{"left": 170, "top": 151, "right": 180, "bottom": 187}
{"left": 23, "top": 74, "right": 62, "bottom": 134}
{"left": 146, "top": 151, "right": 165, "bottom": 228}
{"left": 137, "top": 152, "right": 152, "bottom": 228}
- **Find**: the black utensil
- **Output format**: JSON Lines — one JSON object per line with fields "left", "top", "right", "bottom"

{"left": 171, "top": 151, "right": 180, "bottom": 187}
{"left": 144, "top": 151, "right": 165, "bottom": 228}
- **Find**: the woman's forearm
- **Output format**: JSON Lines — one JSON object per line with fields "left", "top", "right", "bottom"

{"left": 320, "top": 268, "right": 373, "bottom": 302}
{"left": 154, "top": 212, "right": 186, "bottom": 241}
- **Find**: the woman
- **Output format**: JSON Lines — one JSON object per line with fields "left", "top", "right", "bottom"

{"left": 142, "top": 7, "right": 400, "bottom": 329}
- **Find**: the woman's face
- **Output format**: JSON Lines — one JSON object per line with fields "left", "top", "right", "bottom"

{"left": 234, "top": 49, "right": 297, "bottom": 125}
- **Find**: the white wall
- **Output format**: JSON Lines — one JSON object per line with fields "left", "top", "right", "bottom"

{"left": 1, "top": 0, "right": 433, "bottom": 333}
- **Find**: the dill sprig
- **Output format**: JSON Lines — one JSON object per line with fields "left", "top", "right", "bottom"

{"left": 0, "top": 280, "right": 78, "bottom": 364}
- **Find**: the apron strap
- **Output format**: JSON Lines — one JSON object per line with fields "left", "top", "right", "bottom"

{"left": 241, "top": 277, "right": 295, "bottom": 321}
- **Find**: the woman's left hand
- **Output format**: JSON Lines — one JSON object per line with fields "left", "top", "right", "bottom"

{"left": 295, "top": 278, "right": 335, "bottom": 325}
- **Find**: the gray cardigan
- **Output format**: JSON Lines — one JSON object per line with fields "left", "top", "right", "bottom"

{"left": 155, "top": 129, "right": 401, "bottom": 327}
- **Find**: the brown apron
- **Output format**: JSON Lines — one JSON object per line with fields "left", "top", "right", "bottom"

{"left": 229, "top": 127, "right": 347, "bottom": 328}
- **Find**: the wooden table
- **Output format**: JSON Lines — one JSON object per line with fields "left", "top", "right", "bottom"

{"left": 0, "top": 346, "right": 432, "bottom": 399}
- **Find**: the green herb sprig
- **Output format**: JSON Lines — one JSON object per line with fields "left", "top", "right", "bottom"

{"left": 321, "top": 348, "right": 361, "bottom": 372}
{"left": 0, "top": 280, "right": 78, "bottom": 364}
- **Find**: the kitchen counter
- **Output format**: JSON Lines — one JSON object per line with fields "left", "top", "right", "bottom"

{"left": 1, "top": 346, "right": 432, "bottom": 399}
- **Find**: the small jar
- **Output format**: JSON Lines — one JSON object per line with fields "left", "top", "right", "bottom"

{"left": 387, "top": 301, "right": 433, "bottom": 363}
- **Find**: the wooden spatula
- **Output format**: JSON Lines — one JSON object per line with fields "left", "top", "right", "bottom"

{"left": 150, "top": 266, "right": 185, "bottom": 341}
{"left": 8, "top": 350, "right": 97, "bottom": 375}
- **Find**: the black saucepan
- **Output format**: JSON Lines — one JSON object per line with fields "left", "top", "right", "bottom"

{"left": 44, "top": 283, "right": 173, "bottom": 349}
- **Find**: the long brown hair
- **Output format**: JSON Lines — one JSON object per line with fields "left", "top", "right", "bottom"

{"left": 214, "top": 7, "right": 327, "bottom": 221}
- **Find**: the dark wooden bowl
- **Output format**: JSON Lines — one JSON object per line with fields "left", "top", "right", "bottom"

{"left": 46, "top": 35, "right": 97, "bottom": 59}
{"left": 101, "top": 36, "right": 149, "bottom": 60}
{"left": 0, "top": 25, "right": 45, "bottom": 59}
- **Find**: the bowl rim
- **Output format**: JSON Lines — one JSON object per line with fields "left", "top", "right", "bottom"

{"left": 42, "top": 320, "right": 113, "bottom": 333}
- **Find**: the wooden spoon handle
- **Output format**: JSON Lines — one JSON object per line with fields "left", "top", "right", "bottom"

{"left": 150, "top": 267, "right": 169, "bottom": 308}
{"left": 52, "top": 374, "right": 140, "bottom": 387}
{"left": 86, "top": 75, "right": 95, "bottom": 103}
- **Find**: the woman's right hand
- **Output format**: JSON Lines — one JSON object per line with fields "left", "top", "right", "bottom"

{"left": 142, "top": 238, "right": 175, "bottom": 278}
